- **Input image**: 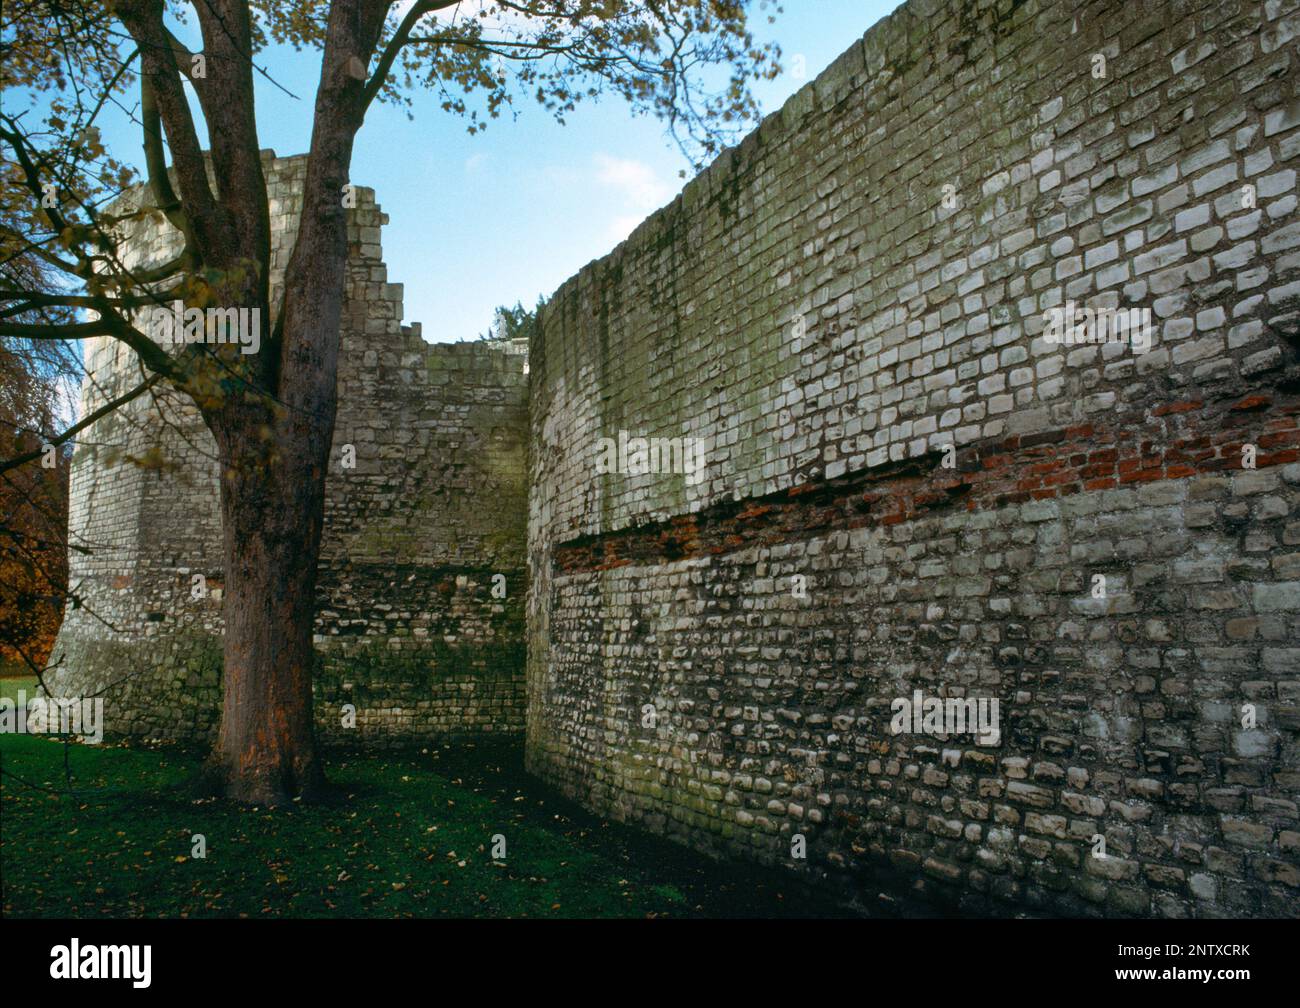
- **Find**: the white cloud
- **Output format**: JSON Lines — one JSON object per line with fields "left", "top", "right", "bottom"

{"left": 593, "top": 153, "right": 672, "bottom": 212}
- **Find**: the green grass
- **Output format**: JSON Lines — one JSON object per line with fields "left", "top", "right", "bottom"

{"left": 0, "top": 676, "right": 38, "bottom": 704}
{"left": 0, "top": 734, "right": 853, "bottom": 918}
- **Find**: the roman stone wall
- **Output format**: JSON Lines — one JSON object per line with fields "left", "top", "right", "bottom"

{"left": 48, "top": 153, "right": 529, "bottom": 747}
{"left": 526, "top": 0, "right": 1300, "bottom": 916}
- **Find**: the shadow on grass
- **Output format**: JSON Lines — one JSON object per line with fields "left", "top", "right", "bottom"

{"left": 1, "top": 732, "right": 889, "bottom": 918}
{"left": 393, "top": 738, "right": 869, "bottom": 918}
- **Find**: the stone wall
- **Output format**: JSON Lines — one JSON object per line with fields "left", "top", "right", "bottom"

{"left": 49, "top": 153, "right": 529, "bottom": 747}
{"left": 526, "top": 0, "right": 1300, "bottom": 917}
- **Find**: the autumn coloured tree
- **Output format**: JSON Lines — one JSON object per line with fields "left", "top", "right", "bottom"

{"left": 0, "top": 340, "right": 72, "bottom": 675}
{"left": 0, "top": 0, "right": 781, "bottom": 804}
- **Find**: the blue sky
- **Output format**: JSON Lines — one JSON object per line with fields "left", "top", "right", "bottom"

{"left": 90, "top": 1, "right": 900, "bottom": 343}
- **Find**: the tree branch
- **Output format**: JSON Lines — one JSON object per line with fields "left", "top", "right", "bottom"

{"left": 140, "top": 72, "right": 191, "bottom": 240}
{"left": 361, "top": 0, "right": 462, "bottom": 111}
{"left": 0, "top": 290, "right": 173, "bottom": 319}
{"left": 0, "top": 374, "right": 162, "bottom": 475}
{"left": 0, "top": 319, "right": 110, "bottom": 339}
{"left": 115, "top": 0, "right": 220, "bottom": 255}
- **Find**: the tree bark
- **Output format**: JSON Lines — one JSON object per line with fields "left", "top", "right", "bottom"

{"left": 208, "top": 414, "right": 330, "bottom": 804}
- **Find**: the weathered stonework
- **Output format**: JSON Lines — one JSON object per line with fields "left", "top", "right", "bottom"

{"left": 42, "top": 0, "right": 1300, "bottom": 919}
{"left": 526, "top": 0, "right": 1300, "bottom": 918}
{"left": 49, "top": 153, "right": 529, "bottom": 747}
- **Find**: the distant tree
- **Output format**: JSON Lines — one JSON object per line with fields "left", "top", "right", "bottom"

{"left": 0, "top": 338, "right": 72, "bottom": 676}
{"left": 0, "top": 0, "right": 782, "bottom": 804}
{"left": 480, "top": 296, "right": 544, "bottom": 342}
{"left": 0, "top": 154, "right": 82, "bottom": 676}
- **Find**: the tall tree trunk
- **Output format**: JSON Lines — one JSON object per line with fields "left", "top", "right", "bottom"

{"left": 205, "top": 164, "right": 349, "bottom": 804}
{"left": 201, "top": 0, "right": 386, "bottom": 803}
{"left": 209, "top": 415, "right": 331, "bottom": 805}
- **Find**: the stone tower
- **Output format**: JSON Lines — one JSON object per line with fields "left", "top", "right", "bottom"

{"left": 48, "top": 152, "right": 530, "bottom": 746}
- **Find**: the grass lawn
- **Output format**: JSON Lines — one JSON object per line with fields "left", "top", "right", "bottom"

{"left": 0, "top": 676, "right": 38, "bottom": 704}
{"left": 0, "top": 733, "right": 854, "bottom": 918}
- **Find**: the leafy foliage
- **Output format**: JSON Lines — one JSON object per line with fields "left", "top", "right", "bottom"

{"left": 479, "top": 295, "right": 544, "bottom": 342}
{"left": 261, "top": 1, "right": 784, "bottom": 160}
{"left": 0, "top": 339, "right": 73, "bottom": 671}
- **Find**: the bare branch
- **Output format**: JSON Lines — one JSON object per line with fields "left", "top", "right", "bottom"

{"left": 114, "top": 0, "right": 220, "bottom": 253}
{"left": 0, "top": 373, "right": 162, "bottom": 475}
{"left": 140, "top": 72, "right": 191, "bottom": 240}
{"left": 0, "top": 319, "right": 110, "bottom": 340}
{"left": 0, "top": 291, "right": 171, "bottom": 318}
